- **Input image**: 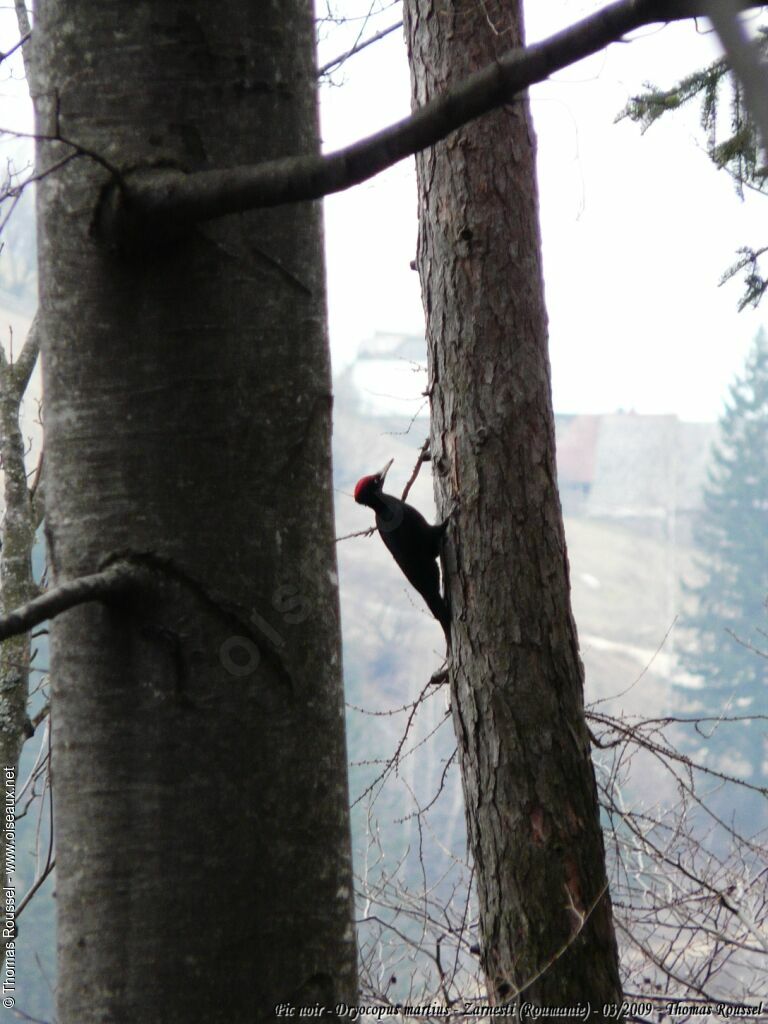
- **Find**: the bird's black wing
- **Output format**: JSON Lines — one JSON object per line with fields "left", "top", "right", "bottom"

{"left": 376, "top": 500, "right": 450, "bottom": 636}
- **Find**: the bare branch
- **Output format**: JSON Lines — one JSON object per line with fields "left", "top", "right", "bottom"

{"left": 16, "top": 857, "right": 55, "bottom": 919}
{"left": 95, "top": 0, "right": 767, "bottom": 246}
{"left": 29, "top": 449, "right": 44, "bottom": 528}
{"left": 318, "top": 20, "right": 403, "bottom": 78}
{"left": 336, "top": 525, "right": 375, "bottom": 543}
{"left": 28, "top": 449, "right": 43, "bottom": 500}
{"left": 11, "top": 312, "right": 39, "bottom": 399}
{"left": 401, "top": 437, "right": 430, "bottom": 504}
{"left": 29, "top": 702, "right": 49, "bottom": 733}
{"left": 12, "top": 1, "right": 33, "bottom": 84}
{"left": 0, "top": 562, "right": 143, "bottom": 642}
{"left": 31, "top": 475, "right": 45, "bottom": 530}
{"left": 13, "top": 1, "right": 31, "bottom": 45}
{"left": 1, "top": 31, "right": 30, "bottom": 67}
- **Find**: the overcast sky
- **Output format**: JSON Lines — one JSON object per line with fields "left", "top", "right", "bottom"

{"left": 0, "top": 5, "right": 764, "bottom": 424}
{"left": 318, "top": 0, "right": 767, "bottom": 422}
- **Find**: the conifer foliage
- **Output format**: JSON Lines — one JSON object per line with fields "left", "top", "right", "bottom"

{"left": 679, "top": 330, "right": 768, "bottom": 778}
{"left": 619, "top": 30, "right": 768, "bottom": 309}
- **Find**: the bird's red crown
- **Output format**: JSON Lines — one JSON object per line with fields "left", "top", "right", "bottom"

{"left": 353, "top": 475, "right": 376, "bottom": 502}
{"left": 354, "top": 459, "right": 393, "bottom": 504}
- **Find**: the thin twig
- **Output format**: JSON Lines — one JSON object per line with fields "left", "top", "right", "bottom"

{"left": 336, "top": 525, "right": 375, "bottom": 543}
{"left": 16, "top": 858, "right": 56, "bottom": 918}
{"left": 401, "top": 437, "right": 431, "bottom": 503}
{"left": 318, "top": 19, "right": 403, "bottom": 77}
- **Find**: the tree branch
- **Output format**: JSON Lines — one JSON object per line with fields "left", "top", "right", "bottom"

{"left": 95, "top": 0, "right": 767, "bottom": 247}
{"left": 317, "top": 20, "right": 403, "bottom": 78}
{"left": 401, "top": 438, "right": 430, "bottom": 504}
{"left": 13, "top": 0, "right": 33, "bottom": 84}
{"left": 29, "top": 449, "right": 45, "bottom": 529}
{"left": 0, "top": 562, "right": 142, "bottom": 642}
{"left": 704, "top": 0, "right": 768, "bottom": 156}
{"left": 13, "top": 0, "right": 31, "bottom": 44}
{"left": 11, "top": 312, "right": 39, "bottom": 399}
{"left": 31, "top": 475, "right": 45, "bottom": 530}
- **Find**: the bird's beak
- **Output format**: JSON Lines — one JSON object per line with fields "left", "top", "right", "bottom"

{"left": 377, "top": 458, "right": 394, "bottom": 483}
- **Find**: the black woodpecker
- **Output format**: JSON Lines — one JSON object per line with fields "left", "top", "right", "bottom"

{"left": 354, "top": 458, "right": 451, "bottom": 649}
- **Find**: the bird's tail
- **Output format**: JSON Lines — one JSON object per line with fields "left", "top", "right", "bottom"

{"left": 426, "top": 590, "right": 452, "bottom": 652}
{"left": 440, "top": 607, "right": 452, "bottom": 652}
{"left": 437, "top": 521, "right": 453, "bottom": 653}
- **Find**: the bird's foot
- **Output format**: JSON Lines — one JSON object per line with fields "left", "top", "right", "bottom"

{"left": 428, "top": 666, "right": 449, "bottom": 687}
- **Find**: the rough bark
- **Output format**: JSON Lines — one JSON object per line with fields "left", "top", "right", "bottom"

{"left": 32, "top": 3, "right": 356, "bottom": 1021}
{"left": 404, "top": 0, "right": 623, "bottom": 1008}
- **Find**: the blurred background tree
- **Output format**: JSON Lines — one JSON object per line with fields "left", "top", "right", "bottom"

{"left": 679, "top": 328, "right": 768, "bottom": 784}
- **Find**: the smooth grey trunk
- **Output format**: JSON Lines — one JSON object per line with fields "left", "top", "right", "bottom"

{"left": 404, "top": 0, "right": 623, "bottom": 1007}
{"left": 32, "top": 3, "right": 356, "bottom": 1020}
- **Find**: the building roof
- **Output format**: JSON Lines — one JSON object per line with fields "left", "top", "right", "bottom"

{"left": 555, "top": 412, "right": 717, "bottom": 516}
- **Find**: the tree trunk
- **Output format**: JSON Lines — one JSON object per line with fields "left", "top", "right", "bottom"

{"left": 0, "top": 325, "right": 39, "bottom": 970}
{"left": 403, "top": 0, "right": 623, "bottom": 1007}
{"left": 32, "top": 3, "right": 356, "bottom": 1020}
